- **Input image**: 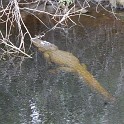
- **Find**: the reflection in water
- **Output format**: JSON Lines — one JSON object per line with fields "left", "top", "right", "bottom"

{"left": 29, "top": 99, "right": 41, "bottom": 124}
{"left": 0, "top": 15, "right": 124, "bottom": 124}
{"left": 116, "top": 62, "right": 124, "bottom": 96}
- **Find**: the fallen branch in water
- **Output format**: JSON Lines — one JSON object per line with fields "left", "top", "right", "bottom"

{"left": 0, "top": 0, "right": 32, "bottom": 59}
{"left": 0, "top": 31, "right": 32, "bottom": 58}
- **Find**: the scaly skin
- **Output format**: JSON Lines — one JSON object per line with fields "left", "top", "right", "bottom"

{"left": 31, "top": 38, "right": 115, "bottom": 101}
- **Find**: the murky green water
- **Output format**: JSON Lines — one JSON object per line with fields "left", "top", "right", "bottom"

{"left": 0, "top": 10, "right": 124, "bottom": 124}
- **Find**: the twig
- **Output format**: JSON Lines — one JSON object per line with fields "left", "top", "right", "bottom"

{"left": 1, "top": 38, "right": 32, "bottom": 58}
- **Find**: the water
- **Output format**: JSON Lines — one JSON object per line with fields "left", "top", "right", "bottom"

{"left": 0, "top": 9, "right": 124, "bottom": 124}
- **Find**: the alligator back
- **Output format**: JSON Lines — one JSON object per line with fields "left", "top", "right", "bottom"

{"left": 47, "top": 50, "right": 115, "bottom": 101}
{"left": 47, "top": 50, "right": 81, "bottom": 68}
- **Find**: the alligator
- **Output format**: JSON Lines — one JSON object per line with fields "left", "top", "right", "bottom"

{"left": 31, "top": 37, "right": 115, "bottom": 102}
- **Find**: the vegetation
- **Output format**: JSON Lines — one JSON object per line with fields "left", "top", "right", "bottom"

{"left": 0, "top": 0, "right": 121, "bottom": 59}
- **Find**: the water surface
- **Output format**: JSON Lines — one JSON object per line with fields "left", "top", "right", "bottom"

{"left": 0, "top": 8, "right": 124, "bottom": 124}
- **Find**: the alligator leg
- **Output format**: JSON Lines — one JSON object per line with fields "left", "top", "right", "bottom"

{"left": 49, "top": 66, "right": 76, "bottom": 74}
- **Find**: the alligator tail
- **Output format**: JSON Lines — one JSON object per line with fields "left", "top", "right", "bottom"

{"left": 76, "top": 65, "right": 115, "bottom": 101}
